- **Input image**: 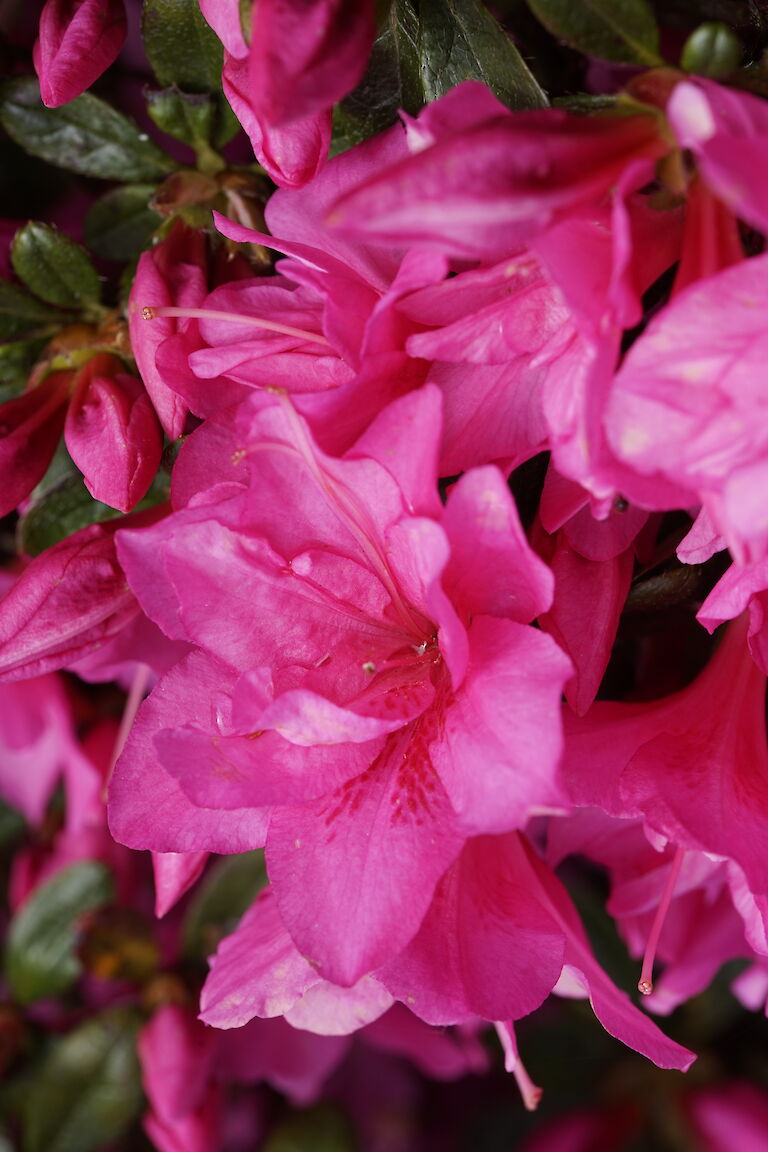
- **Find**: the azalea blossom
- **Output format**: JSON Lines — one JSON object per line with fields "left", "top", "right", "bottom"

{"left": 109, "top": 386, "right": 571, "bottom": 984}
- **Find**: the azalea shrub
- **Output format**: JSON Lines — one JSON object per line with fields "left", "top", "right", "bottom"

{"left": 1, "top": 0, "right": 768, "bottom": 1149}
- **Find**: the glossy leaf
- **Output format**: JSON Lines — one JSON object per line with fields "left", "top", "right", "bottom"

{"left": 5, "top": 861, "right": 115, "bottom": 1004}
{"left": 11, "top": 223, "right": 101, "bottom": 309}
{"left": 419, "top": 0, "right": 547, "bottom": 108}
{"left": 0, "top": 280, "right": 63, "bottom": 341}
{"left": 332, "top": 0, "right": 545, "bottom": 154}
{"left": 142, "top": 0, "right": 224, "bottom": 92}
{"left": 526, "top": 0, "right": 661, "bottom": 66}
{"left": 21, "top": 1010, "right": 143, "bottom": 1152}
{"left": 0, "top": 78, "right": 173, "bottom": 181}
{"left": 84, "top": 185, "right": 163, "bottom": 262}
{"left": 332, "top": 0, "right": 422, "bottom": 154}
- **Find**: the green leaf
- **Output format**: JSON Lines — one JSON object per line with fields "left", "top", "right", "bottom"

{"left": 142, "top": 0, "right": 224, "bottom": 92}
{"left": 525, "top": 0, "right": 661, "bottom": 66}
{"left": 11, "top": 223, "right": 101, "bottom": 309}
{"left": 22, "top": 1010, "right": 143, "bottom": 1152}
{"left": 418, "top": 0, "right": 547, "bottom": 108}
{"left": 0, "top": 280, "right": 63, "bottom": 341}
{"left": 332, "top": 0, "right": 422, "bottom": 154}
{"left": 0, "top": 800, "right": 26, "bottom": 849}
{"left": 146, "top": 86, "right": 236, "bottom": 164}
{"left": 5, "top": 861, "right": 115, "bottom": 1005}
{"left": 85, "top": 185, "right": 162, "bottom": 262}
{"left": 0, "top": 337, "right": 47, "bottom": 398}
{"left": 182, "top": 850, "right": 266, "bottom": 961}
{"left": 332, "top": 0, "right": 545, "bottom": 154}
{"left": 0, "top": 77, "right": 174, "bottom": 181}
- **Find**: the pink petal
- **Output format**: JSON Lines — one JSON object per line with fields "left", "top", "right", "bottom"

{"left": 0, "top": 372, "right": 70, "bottom": 518}
{"left": 138, "top": 1004, "right": 216, "bottom": 1122}
{"left": 152, "top": 851, "right": 209, "bottom": 918}
{"left": 381, "top": 834, "right": 566, "bottom": 1025}
{"left": 223, "top": 53, "right": 329, "bottom": 189}
{"left": 442, "top": 467, "right": 554, "bottom": 624}
{"left": 431, "top": 617, "right": 571, "bottom": 834}
{"left": 65, "top": 361, "right": 162, "bottom": 512}
{"left": 266, "top": 725, "right": 464, "bottom": 986}
{"left": 108, "top": 651, "right": 270, "bottom": 853}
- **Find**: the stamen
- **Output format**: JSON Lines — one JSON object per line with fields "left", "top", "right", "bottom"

{"left": 513, "top": 1058, "right": 543, "bottom": 1112}
{"left": 494, "top": 1022, "right": 542, "bottom": 1111}
{"left": 638, "top": 845, "right": 685, "bottom": 996}
{"left": 103, "top": 663, "right": 151, "bottom": 797}
{"left": 140, "top": 305, "right": 330, "bottom": 346}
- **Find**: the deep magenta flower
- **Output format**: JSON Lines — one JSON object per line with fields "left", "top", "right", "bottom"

{"left": 109, "top": 387, "right": 571, "bottom": 984}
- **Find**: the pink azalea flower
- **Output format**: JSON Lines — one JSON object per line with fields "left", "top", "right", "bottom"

{"left": 34, "top": 0, "right": 127, "bottom": 108}
{"left": 110, "top": 387, "right": 571, "bottom": 984}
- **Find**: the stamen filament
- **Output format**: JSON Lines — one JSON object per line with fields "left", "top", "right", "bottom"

{"left": 103, "top": 663, "right": 151, "bottom": 797}
{"left": 141, "top": 305, "right": 331, "bottom": 346}
{"left": 512, "top": 1057, "right": 543, "bottom": 1112}
{"left": 638, "top": 845, "right": 686, "bottom": 996}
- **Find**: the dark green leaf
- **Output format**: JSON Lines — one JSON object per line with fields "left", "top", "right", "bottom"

{"left": 11, "top": 223, "right": 101, "bottom": 309}
{"left": 0, "top": 280, "right": 63, "bottom": 341}
{"left": 418, "top": 0, "right": 547, "bottom": 108}
{"left": 5, "top": 861, "right": 115, "bottom": 1004}
{"left": 681, "top": 22, "right": 742, "bottom": 77}
{"left": 332, "top": 0, "right": 422, "bottom": 154}
{"left": 0, "top": 338, "right": 47, "bottom": 398}
{"left": 146, "top": 86, "right": 237, "bottom": 161}
{"left": 17, "top": 472, "right": 121, "bottom": 557}
{"left": 142, "top": 0, "right": 224, "bottom": 92}
{"left": 332, "top": 0, "right": 545, "bottom": 154}
{"left": 0, "top": 800, "right": 26, "bottom": 848}
{"left": 22, "top": 1010, "right": 143, "bottom": 1152}
{"left": 182, "top": 850, "right": 266, "bottom": 961}
{"left": 85, "top": 185, "right": 162, "bottom": 262}
{"left": 0, "top": 77, "right": 173, "bottom": 181}
{"left": 525, "top": 0, "right": 661, "bottom": 65}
